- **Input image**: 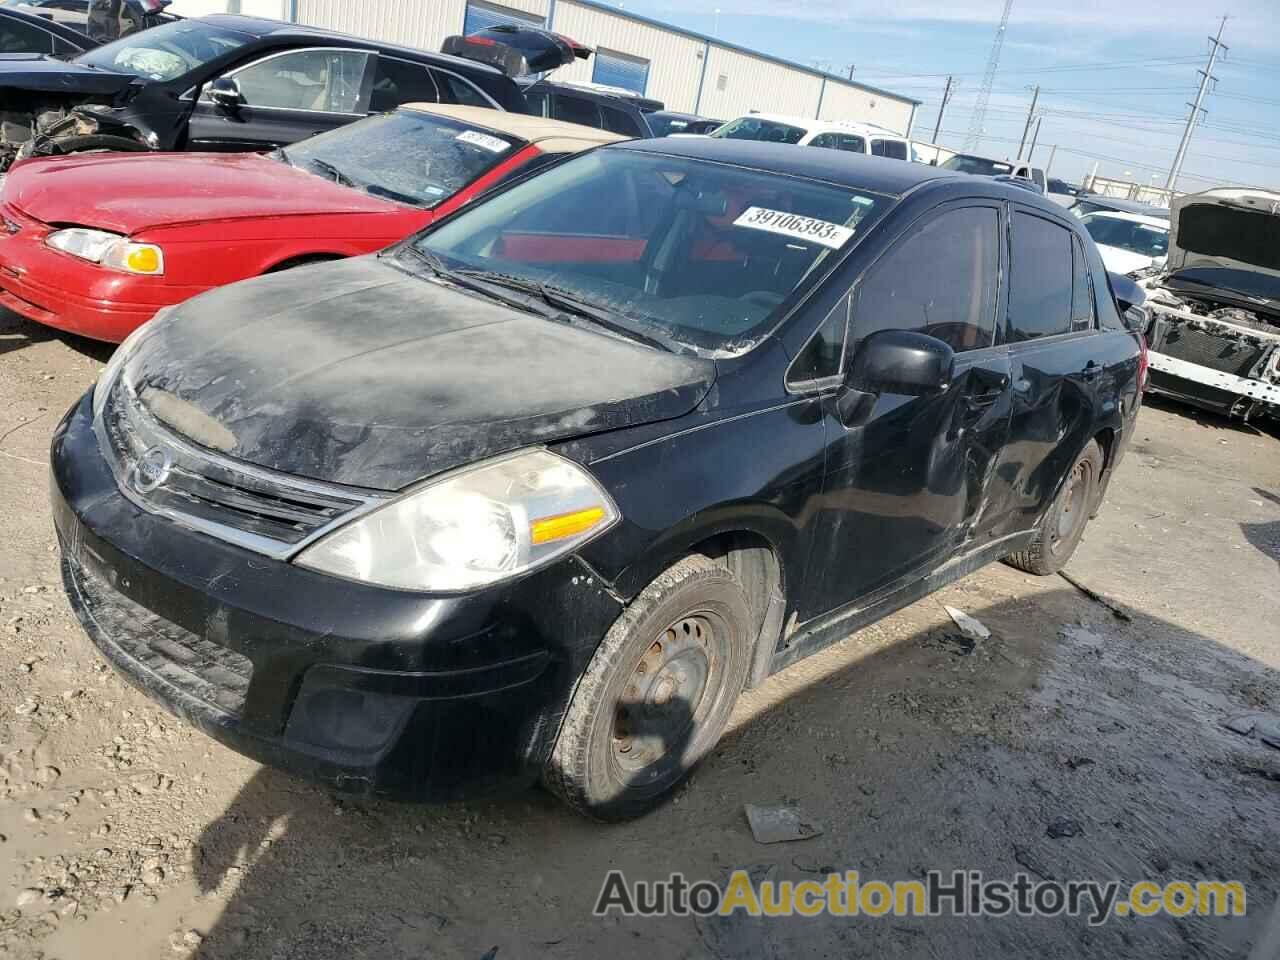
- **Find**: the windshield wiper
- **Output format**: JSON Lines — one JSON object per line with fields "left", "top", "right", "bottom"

{"left": 365, "top": 183, "right": 425, "bottom": 206}
{"left": 306, "top": 158, "right": 354, "bottom": 187}
{"left": 453, "top": 270, "right": 674, "bottom": 352}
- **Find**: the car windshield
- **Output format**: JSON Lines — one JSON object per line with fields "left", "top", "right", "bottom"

{"left": 281, "top": 111, "right": 522, "bottom": 207}
{"left": 411, "top": 148, "right": 892, "bottom": 356}
{"left": 710, "top": 117, "right": 808, "bottom": 145}
{"left": 75, "top": 18, "right": 253, "bottom": 80}
{"left": 940, "top": 154, "right": 1014, "bottom": 176}
{"left": 1083, "top": 216, "right": 1169, "bottom": 258}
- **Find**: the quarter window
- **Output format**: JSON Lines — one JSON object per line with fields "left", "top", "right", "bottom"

{"left": 1007, "top": 212, "right": 1074, "bottom": 342}
{"left": 600, "top": 105, "right": 644, "bottom": 138}
{"left": 852, "top": 206, "right": 1000, "bottom": 354}
{"left": 0, "top": 16, "right": 54, "bottom": 54}
{"left": 788, "top": 296, "right": 850, "bottom": 385}
{"left": 552, "top": 94, "right": 601, "bottom": 129}
{"left": 1070, "top": 236, "right": 1095, "bottom": 332}
{"left": 220, "top": 49, "right": 370, "bottom": 113}
{"left": 809, "top": 132, "right": 867, "bottom": 153}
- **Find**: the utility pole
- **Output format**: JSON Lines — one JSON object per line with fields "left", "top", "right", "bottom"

{"left": 847, "top": 64, "right": 855, "bottom": 81}
{"left": 1016, "top": 84, "right": 1039, "bottom": 161}
{"left": 1026, "top": 116, "right": 1042, "bottom": 161}
{"left": 1167, "top": 16, "right": 1228, "bottom": 192}
{"left": 1044, "top": 144, "right": 1056, "bottom": 176}
{"left": 932, "top": 75, "right": 954, "bottom": 143}
{"left": 964, "top": 0, "right": 1014, "bottom": 151}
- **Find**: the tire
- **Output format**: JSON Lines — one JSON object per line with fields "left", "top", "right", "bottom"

{"left": 1005, "top": 439, "right": 1103, "bottom": 576}
{"left": 543, "top": 555, "right": 754, "bottom": 821}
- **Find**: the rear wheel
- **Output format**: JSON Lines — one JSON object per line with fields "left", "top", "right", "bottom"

{"left": 543, "top": 555, "right": 754, "bottom": 821}
{"left": 1005, "top": 439, "right": 1103, "bottom": 575}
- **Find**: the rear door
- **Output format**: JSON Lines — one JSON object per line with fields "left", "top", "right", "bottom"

{"left": 978, "top": 206, "right": 1100, "bottom": 539}
{"left": 186, "top": 47, "right": 374, "bottom": 151}
{"left": 798, "top": 201, "right": 1013, "bottom": 617}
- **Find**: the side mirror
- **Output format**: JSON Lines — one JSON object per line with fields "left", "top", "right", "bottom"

{"left": 208, "top": 77, "right": 243, "bottom": 110}
{"left": 848, "top": 329, "right": 955, "bottom": 397}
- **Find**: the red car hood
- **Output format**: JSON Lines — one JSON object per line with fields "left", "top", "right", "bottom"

{"left": 5, "top": 152, "right": 400, "bottom": 235}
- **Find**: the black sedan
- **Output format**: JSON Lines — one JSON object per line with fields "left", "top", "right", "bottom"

{"left": 51, "top": 140, "right": 1146, "bottom": 820}
{"left": 0, "top": 14, "right": 542, "bottom": 170}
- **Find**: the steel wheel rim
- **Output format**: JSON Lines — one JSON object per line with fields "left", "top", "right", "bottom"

{"left": 1051, "top": 459, "right": 1092, "bottom": 554}
{"left": 610, "top": 612, "right": 725, "bottom": 780}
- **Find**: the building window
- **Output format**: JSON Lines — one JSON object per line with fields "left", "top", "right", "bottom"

{"left": 462, "top": 0, "right": 544, "bottom": 35}
{"left": 716, "top": 74, "right": 728, "bottom": 91}
{"left": 591, "top": 47, "right": 650, "bottom": 94}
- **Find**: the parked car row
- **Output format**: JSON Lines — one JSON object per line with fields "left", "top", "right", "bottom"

{"left": 3, "top": 13, "right": 1153, "bottom": 820}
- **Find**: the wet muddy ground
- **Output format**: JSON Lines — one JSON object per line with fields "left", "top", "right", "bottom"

{"left": 1, "top": 309, "right": 1277, "bottom": 959}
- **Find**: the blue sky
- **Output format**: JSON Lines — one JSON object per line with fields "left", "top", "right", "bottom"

{"left": 622, "top": 0, "right": 1280, "bottom": 191}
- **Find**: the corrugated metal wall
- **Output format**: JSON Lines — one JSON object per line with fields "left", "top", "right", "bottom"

{"left": 175, "top": 0, "right": 915, "bottom": 132}
{"left": 695, "top": 45, "right": 825, "bottom": 123}
{"left": 550, "top": 2, "right": 705, "bottom": 112}
{"left": 818, "top": 81, "right": 914, "bottom": 136}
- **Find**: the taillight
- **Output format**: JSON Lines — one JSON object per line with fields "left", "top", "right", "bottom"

{"left": 1137, "top": 330, "right": 1149, "bottom": 392}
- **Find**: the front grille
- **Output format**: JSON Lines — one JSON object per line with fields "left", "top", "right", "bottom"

{"left": 67, "top": 557, "right": 253, "bottom": 717}
{"left": 97, "top": 378, "right": 385, "bottom": 557}
{"left": 1157, "top": 325, "right": 1266, "bottom": 377}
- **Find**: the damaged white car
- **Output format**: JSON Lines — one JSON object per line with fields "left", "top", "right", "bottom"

{"left": 1137, "top": 188, "right": 1280, "bottom": 423}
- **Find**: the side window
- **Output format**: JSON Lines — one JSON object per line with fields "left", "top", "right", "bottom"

{"left": 809, "top": 133, "right": 838, "bottom": 150}
{"left": 880, "top": 139, "right": 908, "bottom": 160}
{"left": 600, "top": 105, "right": 643, "bottom": 138}
{"left": 52, "top": 35, "right": 83, "bottom": 58}
{"left": 0, "top": 18, "right": 54, "bottom": 54}
{"left": 1071, "top": 236, "right": 1095, "bottom": 332}
{"left": 811, "top": 133, "right": 865, "bottom": 153}
{"left": 523, "top": 88, "right": 550, "bottom": 118}
{"left": 431, "top": 69, "right": 492, "bottom": 107}
{"left": 788, "top": 295, "right": 850, "bottom": 386}
{"left": 1008, "top": 212, "right": 1074, "bottom": 342}
{"left": 853, "top": 206, "right": 1000, "bottom": 354}
{"left": 552, "top": 94, "right": 602, "bottom": 129}
{"left": 870, "top": 138, "right": 887, "bottom": 156}
{"left": 369, "top": 57, "right": 438, "bottom": 113}
{"left": 223, "top": 49, "right": 370, "bottom": 113}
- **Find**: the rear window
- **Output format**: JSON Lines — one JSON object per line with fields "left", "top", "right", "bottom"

{"left": 711, "top": 116, "right": 807, "bottom": 145}
{"left": 870, "top": 138, "right": 908, "bottom": 161}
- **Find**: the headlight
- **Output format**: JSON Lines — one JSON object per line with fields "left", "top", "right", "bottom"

{"left": 294, "top": 449, "right": 619, "bottom": 592}
{"left": 46, "top": 228, "right": 164, "bottom": 275}
{"left": 91, "top": 304, "right": 177, "bottom": 420}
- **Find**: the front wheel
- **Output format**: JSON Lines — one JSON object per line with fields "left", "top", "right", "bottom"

{"left": 543, "top": 555, "right": 754, "bottom": 821}
{"left": 1005, "top": 439, "right": 1103, "bottom": 576}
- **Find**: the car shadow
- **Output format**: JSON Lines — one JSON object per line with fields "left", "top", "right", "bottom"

{"left": 183, "top": 589, "right": 1280, "bottom": 960}
{"left": 0, "top": 308, "right": 115, "bottom": 362}
{"left": 1242, "top": 487, "right": 1280, "bottom": 573}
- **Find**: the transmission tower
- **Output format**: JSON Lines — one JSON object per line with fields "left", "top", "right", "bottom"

{"left": 963, "top": 0, "right": 1014, "bottom": 152}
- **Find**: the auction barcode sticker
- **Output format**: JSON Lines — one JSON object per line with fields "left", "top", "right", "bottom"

{"left": 732, "top": 208, "right": 854, "bottom": 249}
{"left": 455, "top": 130, "right": 510, "bottom": 153}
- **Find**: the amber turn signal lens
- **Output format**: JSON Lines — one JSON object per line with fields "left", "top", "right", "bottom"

{"left": 124, "top": 245, "right": 162, "bottom": 274}
{"left": 530, "top": 506, "right": 606, "bottom": 545}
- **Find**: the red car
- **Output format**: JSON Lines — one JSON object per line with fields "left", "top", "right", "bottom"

{"left": 0, "top": 105, "right": 622, "bottom": 342}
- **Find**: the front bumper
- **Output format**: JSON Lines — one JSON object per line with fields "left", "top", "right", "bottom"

{"left": 51, "top": 392, "right": 624, "bottom": 800}
{"left": 0, "top": 202, "right": 205, "bottom": 342}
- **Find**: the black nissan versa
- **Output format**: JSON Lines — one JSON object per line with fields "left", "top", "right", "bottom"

{"left": 50, "top": 139, "right": 1146, "bottom": 820}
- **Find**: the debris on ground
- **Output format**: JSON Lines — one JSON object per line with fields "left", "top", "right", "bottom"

{"left": 1046, "top": 817, "right": 1084, "bottom": 839}
{"left": 943, "top": 606, "right": 991, "bottom": 640}
{"left": 1223, "top": 713, "right": 1280, "bottom": 750}
{"left": 744, "top": 804, "right": 824, "bottom": 844}
{"left": 1057, "top": 570, "right": 1133, "bottom": 621}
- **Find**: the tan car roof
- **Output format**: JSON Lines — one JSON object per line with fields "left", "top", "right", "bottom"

{"left": 399, "top": 103, "right": 629, "bottom": 153}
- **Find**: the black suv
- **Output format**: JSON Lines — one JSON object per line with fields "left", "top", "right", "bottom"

{"left": 0, "top": 14, "right": 542, "bottom": 169}
{"left": 52, "top": 141, "right": 1146, "bottom": 820}
{"left": 521, "top": 78, "right": 661, "bottom": 139}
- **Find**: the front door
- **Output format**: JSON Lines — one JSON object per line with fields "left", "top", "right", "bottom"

{"left": 186, "top": 47, "right": 374, "bottom": 152}
{"left": 800, "top": 201, "right": 1013, "bottom": 620}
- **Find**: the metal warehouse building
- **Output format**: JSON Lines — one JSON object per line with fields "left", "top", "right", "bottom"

{"left": 173, "top": 0, "right": 920, "bottom": 133}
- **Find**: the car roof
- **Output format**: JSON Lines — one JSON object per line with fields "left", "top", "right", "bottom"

{"left": 400, "top": 103, "right": 627, "bottom": 150}
{"left": 726, "top": 113, "right": 907, "bottom": 140}
{"left": 1081, "top": 210, "right": 1169, "bottom": 227}
{"left": 1073, "top": 195, "right": 1170, "bottom": 217}
{"left": 611, "top": 137, "right": 958, "bottom": 195}
{"left": 198, "top": 14, "right": 508, "bottom": 77}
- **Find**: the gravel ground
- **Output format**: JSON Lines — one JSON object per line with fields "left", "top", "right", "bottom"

{"left": 0, "top": 308, "right": 1278, "bottom": 959}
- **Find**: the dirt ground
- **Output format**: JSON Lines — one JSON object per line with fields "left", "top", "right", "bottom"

{"left": 1, "top": 306, "right": 1278, "bottom": 960}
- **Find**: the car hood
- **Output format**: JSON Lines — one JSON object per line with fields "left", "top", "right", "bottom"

{"left": 0, "top": 53, "right": 137, "bottom": 96}
{"left": 6, "top": 152, "right": 400, "bottom": 234}
{"left": 1167, "top": 188, "right": 1280, "bottom": 280}
{"left": 122, "top": 255, "right": 716, "bottom": 491}
{"left": 1095, "top": 244, "right": 1161, "bottom": 277}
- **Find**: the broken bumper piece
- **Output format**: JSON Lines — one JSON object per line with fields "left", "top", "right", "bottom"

{"left": 50, "top": 391, "right": 624, "bottom": 801}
